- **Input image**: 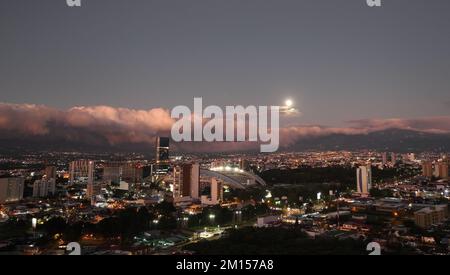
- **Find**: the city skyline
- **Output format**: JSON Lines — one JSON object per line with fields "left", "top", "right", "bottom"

{"left": 1, "top": 147, "right": 449, "bottom": 256}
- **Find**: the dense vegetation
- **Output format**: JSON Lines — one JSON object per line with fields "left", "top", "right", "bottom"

{"left": 261, "top": 166, "right": 403, "bottom": 186}
{"left": 222, "top": 166, "right": 406, "bottom": 203}
{"left": 0, "top": 219, "right": 29, "bottom": 240}
{"left": 186, "top": 204, "right": 269, "bottom": 228}
{"left": 185, "top": 227, "right": 367, "bottom": 255}
{"left": 17, "top": 202, "right": 270, "bottom": 244}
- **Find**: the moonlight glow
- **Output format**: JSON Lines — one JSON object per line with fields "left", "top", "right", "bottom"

{"left": 285, "top": 99, "right": 293, "bottom": 107}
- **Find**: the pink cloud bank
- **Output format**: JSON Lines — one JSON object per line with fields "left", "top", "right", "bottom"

{"left": 0, "top": 103, "right": 173, "bottom": 145}
{"left": 1, "top": 102, "right": 450, "bottom": 151}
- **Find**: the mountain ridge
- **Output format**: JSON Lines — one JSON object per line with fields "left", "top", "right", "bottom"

{"left": 0, "top": 129, "right": 449, "bottom": 154}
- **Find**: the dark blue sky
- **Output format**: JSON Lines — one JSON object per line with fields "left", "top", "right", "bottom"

{"left": 1, "top": 0, "right": 449, "bottom": 126}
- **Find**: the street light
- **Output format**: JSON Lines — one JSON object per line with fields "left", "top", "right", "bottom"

{"left": 234, "top": 210, "right": 242, "bottom": 224}
{"left": 32, "top": 218, "right": 37, "bottom": 238}
{"left": 181, "top": 216, "right": 189, "bottom": 228}
{"left": 209, "top": 214, "right": 216, "bottom": 225}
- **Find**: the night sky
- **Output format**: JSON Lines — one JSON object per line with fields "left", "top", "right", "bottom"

{"left": 1, "top": 0, "right": 450, "bottom": 127}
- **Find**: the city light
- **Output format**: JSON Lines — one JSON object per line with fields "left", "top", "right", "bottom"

{"left": 1, "top": 144, "right": 449, "bottom": 257}
{"left": 211, "top": 166, "right": 245, "bottom": 173}
{"left": 0, "top": 209, "right": 7, "bottom": 220}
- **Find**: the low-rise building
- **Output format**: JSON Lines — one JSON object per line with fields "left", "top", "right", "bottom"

{"left": 0, "top": 178, "right": 24, "bottom": 203}
{"left": 33, "top": 179, "right": 56, "bottom": 198}
{"left": 256, "top": 215, "right": 281, "bottom": 228}
{"left": 414, "top": 205, "right": 448, "bottom": 228}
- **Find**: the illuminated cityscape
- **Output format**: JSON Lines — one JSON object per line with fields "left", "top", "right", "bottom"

{"left": 0, "top": 144, "right": 449, "bottom": 255}
{"left": 1, "top": 0, "right": 450, "bottom": 259}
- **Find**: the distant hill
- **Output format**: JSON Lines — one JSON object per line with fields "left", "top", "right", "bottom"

{"left": 288, "top": 129, "right": 450, "bottom": 152}
{"left": 0, "top": 136, "right": 153, "bottom": 154}
{"left": 0, "top": 129, "right": 449, "bottom": 154}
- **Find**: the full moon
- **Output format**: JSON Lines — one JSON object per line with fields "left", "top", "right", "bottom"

{"left": 285, "top": 99, "right": 293, "bottom": 107}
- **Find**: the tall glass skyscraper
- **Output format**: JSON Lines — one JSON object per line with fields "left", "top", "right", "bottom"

{"left": 155, "top": 137, "right": 170, "bottom": 175}
{"left": 356, "top": 165, "right": 372, "bottom": 196}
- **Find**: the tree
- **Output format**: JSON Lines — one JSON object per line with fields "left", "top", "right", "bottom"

{"left": 97, "top": 217, "right": 120, "bottom": 238}
{"left": 158, "top": 216, "right": 177, "bottom": 230}
{"left": 64, "top": 221, "right": 83, "bottom": 242}
{"left": 44, "top": 217, "right": 67, "bottom": 236}
{"left": 155, "top": 201, "right": 176, "bottom": 216}
{"left": 137, "top": 207, "right": 153, "bottom": 231}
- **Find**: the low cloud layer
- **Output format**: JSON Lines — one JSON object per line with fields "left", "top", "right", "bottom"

{"left": 1, "top": 102, "right": 450, "bottom": 152}
{"left": 281, "top": 117, "right": 450, "bottom": 146}
{"left": 0, "top": 103, "right": 173, "bottom": 145}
